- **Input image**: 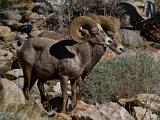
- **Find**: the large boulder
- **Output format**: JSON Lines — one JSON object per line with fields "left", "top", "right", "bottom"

{"left": 118, "top": 94, "right": 160, "bottom": 119}
{"left": 22, "top": 11, "right": 44, "bottom": 22}
{"left": 0, "top": 78, "right": 25, "bottom": 112}
{"left": 4, "top": 69, "right": 23, "bottom": 80}
{"left": 0, "top": 10, "right": 22, "bottom": 21}
{"left": 13, "top": 77, "right": 49, "bottom": 99}
{"left": 133, "top": 106, "right": 159, "bottom": 120}
{"left": 72, "top": 102, "right": 135, "bottom": 120}
{"left": 0, "top": 26, "right": 16, "bottom": 42}
{"left": 120, "top": 29, "right": 146, "bottom": 48}
{"left": 0, "top": 49, "right": 15, "bottom": 76}
{"left": 118, "top": 94, "right": 160, "bottom": 113}
{"left": 0, "top": 20, "right": 22, "bottom": 31}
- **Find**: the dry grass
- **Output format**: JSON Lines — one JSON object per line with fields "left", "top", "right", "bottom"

{"left": 82, "top": 52, "right": 160, "bottom": 104}
{"left": 0, "top": 100, "right": 49, "bottom": 120}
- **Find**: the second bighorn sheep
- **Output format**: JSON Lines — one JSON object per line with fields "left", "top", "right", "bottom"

{"left": 18, "top": 15, "right": 123, "bottom": 113}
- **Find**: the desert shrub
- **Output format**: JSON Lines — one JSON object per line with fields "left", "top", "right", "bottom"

{"left": 0, "top": 0, "right": 32, "bottom": 9}
{"left": 46, "top": 0, "right": 126, "bottom": 30}
{"left": 82, "top": 52, "right": 160, "bottom": 104}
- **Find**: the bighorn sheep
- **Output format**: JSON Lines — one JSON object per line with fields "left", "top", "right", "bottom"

{"left": 38, "top": 14, "right": 124, "bottom": 98}
{"left": 18, "top": 15, "right": 123, "bottom": 113}
{"left": 38, "top": 14, "right": 124, "bottom": 78}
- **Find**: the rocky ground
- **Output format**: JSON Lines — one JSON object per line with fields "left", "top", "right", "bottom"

{"left": 0, "top": 0, "right": 160, "bottom": 120}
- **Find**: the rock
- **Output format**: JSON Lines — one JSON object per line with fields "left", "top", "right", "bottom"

{"left": 14, "top": 77, "right": 24, "bottom": 89}
{"left": 30, "top": 19, "right": 46, "bottom": 37}
{"left": 72, "top": 102, "right": 135, "bottom": 120}
{"left": 72, "top": 100, "right": 95, "bottom": 113}
{"left": 0, "top": 22, "right": 3, "bottom": 26}
{"left": 9, "top": 41, "right": 19, "bottom": 50}
{"left": 4, "top": 69, "right": 23, "bottom": 80}
{"left": 0, "top": 62, "right": 12, "bottom": 76}
{"left": 0, "top": 50, "right": 14, "bottom": 76}
{"left": 53, "top": 81, "right": 71, "bottom": 95}
{"left": 0, "top": 20, "right": 22, "bottom": 30}
{"left": 0, "top": 49, "right": 13, "bottom": 62}
{"left": 13, "top": 77, "right": 49, "bottom": 98}
{"left": 120, "top": 29, "right": 146, "bottom": 48}
{"left": 118, "top": 94, "right": 160, "bottom": 113}
{"left": 133, "top": 2, "right": 145, "bottom": 15}
{"left": 0, "top": 78, "right": 25, "bottom": 112}
{"left": 135, "top": 94, "right": 160, "bottom": 112}
{"left": 23, "top": 11, "right": 44, "bottom": 22}
{"left": 0, "top": 26, "right": 11, "bottom": 38}
{"left": 133, "top": 106, "right": 159, "bottom": 120}
{"left": 0, "top": 10, "right": 22, "bottom": 21}
{"left": 51, "top": 113, "right": 72, "bottom": 120}
{"left": 16, "top": 32, "right": 28, "bottom": 46}
{"left": 0, "top": 26, "right": 16, "bottom": 42}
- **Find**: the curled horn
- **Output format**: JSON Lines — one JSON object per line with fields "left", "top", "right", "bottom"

{"left": 69, "top": 16, "right": 98, "bottom": 43}
{"left": 88, "top": 13, "right": 121, "bottom": 33}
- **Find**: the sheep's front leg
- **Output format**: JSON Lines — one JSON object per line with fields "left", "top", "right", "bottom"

{"left": 71, "top": 80, "right": 77, "bottom": 109}
{"left": 60, "top": 76, "right": 68, "bottom": 113}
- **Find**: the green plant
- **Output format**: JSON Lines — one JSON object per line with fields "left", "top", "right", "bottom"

{"left": 82, "top": 52, "right": 160, "bottom": 104}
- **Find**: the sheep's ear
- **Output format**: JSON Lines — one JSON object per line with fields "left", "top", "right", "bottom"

{"left": 49, "top": 40, "right": 75, "bottom": 59}
{"left": 69, "top": 16, "right": 98, "bottom": 43}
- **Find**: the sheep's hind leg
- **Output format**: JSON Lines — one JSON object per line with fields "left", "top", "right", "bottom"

{"left": 23, "top": 63, "right": 32, "bottom": 100}
{"left": 29, "top": 69, "right": 37, "bottom": 91}
{"left": 37, "top": 80, "right": 49, "bottom": 109}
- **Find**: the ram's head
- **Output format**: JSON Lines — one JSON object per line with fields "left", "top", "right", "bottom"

{"left": 69, "top": 16, "right": 112, "bottom": 47}
{"left": 88, "top": 13, "right": 124, "bottom": 54}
